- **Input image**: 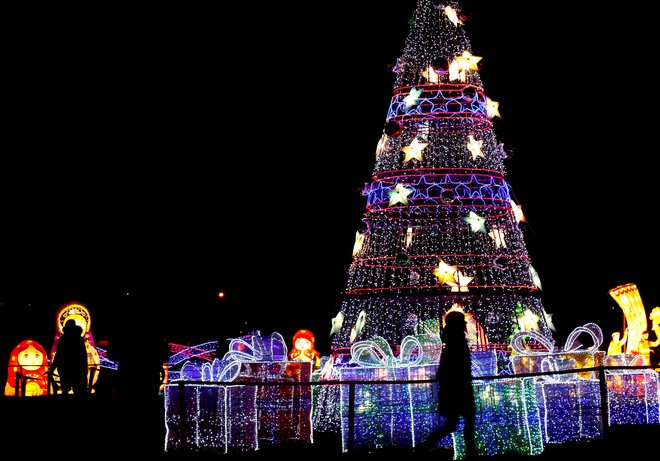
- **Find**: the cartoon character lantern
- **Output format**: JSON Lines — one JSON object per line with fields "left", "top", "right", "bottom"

{"left": 4, "top": 339, "right": 50, "bottom": 397}
{"left": 289, "top": 329, "right": 321, "bottom": 369}
{"left": 50, "top": 302, "right": 101, "bottom": 393}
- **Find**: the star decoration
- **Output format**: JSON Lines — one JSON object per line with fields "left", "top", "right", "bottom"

{"left": 387, "top": 183, "right": 413, "bottom": 206}
{"left": 409, "top": 270, "right": 421, "bottom": 284}
{"left": 405, "top": 227, "right": 414, "bottom": 248}
{"left": 352, "top": 231, "right": 365, "bottom": 256}
{"left": 433, "top": 259, "right": 458, "bottom": 285}
{"left": 392, "top": 57, "right": 401, "bottom": 73}
{"left": 402, "top": 138, "right": 428, "bottom": 163}
{"left": 486, "top": 97, "right": 501, "bottom": 118}
{"left": 542, "top": 309, "right": 556, "bottom": 332}
{"left": 375, "top": 135, "right": 389, "bottom": 158}
{"left": 422, "top": 65, "right": 440, "bottom": 83}
{"left": 496, "top": 143, "right": 508, "bottom": 159}
{"left": 466, "top": 135, "right": 484, "bottom": 160}
{"left": 349, "top": 310, "right": 367, "bottom": 342}
{"left": 448, "top": 60, "right": 466, "bottom": 82}
{"left": 402, "top": 86, "right": 423, "bottom": 110}
{"left": 530, "top": 265, "right": 542, "bottom": 290}
{"left": 454, "top": 51, "right": 482, "bottom": 71}
{"left": 447, "top": 271, "right": 473, "bottom": 292}
{"left": 462, "top": 211, "right": 487, "bottom": 233}
{"left": 509, "top": 199, "right": 526, "bottom": 223}
{"left": 517, "top": 309, "right": 540, "bottom": 332}
{"left": 444, "top": 6, "right": 463, "bottom": 26}
{"left": 488, "top": 226, "right": 507, "bottom": 248}
{"left": 330, "top": 311, "right": 345, "bottom": 336}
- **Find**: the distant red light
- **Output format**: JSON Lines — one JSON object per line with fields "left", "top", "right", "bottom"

{"left": 217, "top": 291, "right": 225, "bottom": 299}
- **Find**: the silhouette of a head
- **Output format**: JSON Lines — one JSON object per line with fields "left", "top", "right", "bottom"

{"left": 444, "top": 311, "right": 467, "bottom": 331}
{"left": 63, "top": 319, "right": 80, "bottom": 335}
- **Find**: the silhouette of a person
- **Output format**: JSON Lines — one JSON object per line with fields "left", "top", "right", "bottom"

{"left": 50, "top": 319, "right": 89, "bottom": 396}
{"left": 419, "top": 311, "right": 478, "bottom": 457}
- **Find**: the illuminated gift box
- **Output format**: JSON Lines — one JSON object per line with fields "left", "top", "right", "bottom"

{"left": 471, "top": 349, "right": 498, "bottom": 377}
{"left": 534, "top": 357, "right": 602, "bottom": 444}
{"left": 338, "top": 364, "right": 445, "bottom": 452}
{"left": 164, "top": 383, "right": 258, "bottom": 454}
{"left": 510, "top": 323, "right": 605, "bottom": 380}
{"left": 511, "top": 351, "right": 604, "bottom": 379}
{"left": 453, "top": 377, "right": 543, "bottom": 459}
{"left": 233, "top": 360, "right": 314, "bottom": 446}
{"left": 606, "top": 355, "right": 660, "bottom": 425}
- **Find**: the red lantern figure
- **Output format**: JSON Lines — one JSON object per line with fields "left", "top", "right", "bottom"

{"left": 4, "top": 339, "right": 50, "bottom": 397}
{"left": 289, "top": 329, "right": 321, "bottom": 370}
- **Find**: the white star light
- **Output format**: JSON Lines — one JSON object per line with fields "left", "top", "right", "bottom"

{"left": 486, "top": 96, "right": 501, "bottom": 118}
{"left": 466, "top": 135, "right": 484, "bottom": 160}
{"left": 449, "top": 60, "right": 466, "bottom": 82}
{"left": 488, "top": 226, "right": 507, "bottom": 248}
{"left": 530, "top": 265, "right": 542, "bottom": 290}
{"left": 444, "top": 6, "right": 462, "bottom": 26}
{"left": 402, "top": 87, "right": 423, "bottom": 110}
{"left": 447, "top": 271, "right": 473, "bottom": 292}
{"left": 462, "top": 211, "right": 487, "bottom": 233}
{"left": 387, "top": 183, "right": 413, "bottom": 206}
{"left": 518, "top": 309, "right": 540, "bottom": 332}
{"left": 330, "top": 311, "right": 345, "bottom": 336}
{"left": 510, "top": 199, "right": 526, "bottom": 223}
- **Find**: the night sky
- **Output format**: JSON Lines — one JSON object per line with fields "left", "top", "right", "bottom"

{"left": 2, "top": 1, "right": 658, "bottom": 360}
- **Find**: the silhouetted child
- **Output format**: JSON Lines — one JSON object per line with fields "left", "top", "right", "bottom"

{"left": 418, "top": 311, "right": 478, "bottom": 457}
{"left": 50, "top": 319, "right": 89, "bottom": 396}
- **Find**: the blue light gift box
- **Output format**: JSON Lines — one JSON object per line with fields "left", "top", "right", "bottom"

{"left": 605, "top": 354, "right": 660, "bottom": 425}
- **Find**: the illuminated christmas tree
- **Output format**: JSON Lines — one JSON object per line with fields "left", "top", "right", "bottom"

{"left": 330, "top": 0, "right": 553, "bottom": 354}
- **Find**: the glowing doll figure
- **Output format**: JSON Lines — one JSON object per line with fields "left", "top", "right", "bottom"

{"left": 607, "top": 329, "right": 628, "bottom": 356}
{"left": 4, "top": 339, "right": 50, "bottom": 397}
{"left": 289, "top": 329, "right": 321, "bottom": 369}
{"left": 50, "top": 302, "right": 101, "bottom": 393}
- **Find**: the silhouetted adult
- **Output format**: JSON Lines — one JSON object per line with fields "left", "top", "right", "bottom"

{"left": 419, "top": 311, "right": 478, "bottom": 457}
{"left": 50, "top": 319, "right": 89, "bottom": 396}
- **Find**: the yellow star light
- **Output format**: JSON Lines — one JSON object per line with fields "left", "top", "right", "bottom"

{"left": 448, "top": 60, "right": 466, "bottom": 82}
{"left": 402, "top": 86, "right": 423, "bottom": 110}
{"left": 509, "top": 199, "right": 526, "bottom": 223}
{"left": 433, "top": 259, "right": 457, "bottom": 285}
{"left": 444, "top": 6, "right": 462, "bottom": 26}
{"left": 454, "top": 51, "right": 482, "bottom": 71}
{"left": 352, "top": 231, "right": 365, "bottom": 256}
{"left": 488, "top": 226, "right": 507, "bottom": 248}
{"left": 486, "top": 97, "right": 501, "bottom": 118}
{"left": 422, "top": 66, "right": 440, "bottom": 83}
{"left": 330, "top": 311, "right": 345, "bottom": 336}
{"left": 466, "top": 135, "right": 484, "bottom": 160}
{"left": 462, "top": 211, "right": 487, "bottom": 233}
{"left": 518, "top": 309, "right": 540, "bottom": 331}
{"left": 402, "top": 138, "right": 428, "bottom": 163}
{"left": 447, "top": 271, "right": 473, "bottom": 292}
{"left": 387, "top": 183, "right": 413, "bottom": 206}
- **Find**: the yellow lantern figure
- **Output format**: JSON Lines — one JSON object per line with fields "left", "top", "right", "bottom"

{"left": 608, "top": 283, "right": 648, "bottom": 354}
{"left": 50, "top": 302, "right": 101, "bottom": 393}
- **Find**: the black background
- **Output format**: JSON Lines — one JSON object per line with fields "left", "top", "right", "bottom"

{"left": 2, "top": 2, "right": 658, "bottom": 366}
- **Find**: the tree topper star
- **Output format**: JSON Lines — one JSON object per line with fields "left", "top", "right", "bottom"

{"left": 387, "top": 183, "right": 413, "bottom": 206}
{"left": 402, "top": 138, "right": 428, "bottom": 163}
